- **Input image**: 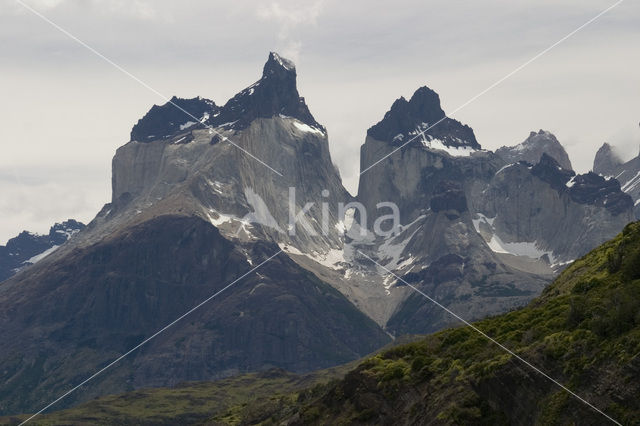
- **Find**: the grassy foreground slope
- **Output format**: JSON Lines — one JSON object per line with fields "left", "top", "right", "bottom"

{"left": 6, "top": 222, "right": 640, "bottom": 425}
{"left": 0, "top": 366, "right": 352, "bottom": 426}
{"left": 231, "top": 221, "right": 640, "bottom": 425}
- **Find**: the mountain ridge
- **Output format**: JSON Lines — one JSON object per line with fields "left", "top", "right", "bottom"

{"left": 367, "top": 86, "right": 480, "bottom": 151}
{"left": 0, "top": 219, "right": 84, "bottom": 282}
{"left": 0, "top": 52, "right": 637, "bottom": 418}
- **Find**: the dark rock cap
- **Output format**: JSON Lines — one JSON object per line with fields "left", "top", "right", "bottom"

{"left": 367, "top": 86, "right": 480, "bottom": 150}
{"left": 130, "top": 52, "right": 323, "bottom": 143}
{"left": 130, "top": 96, "right": 217, "bottom": 142}
{"left": 531, "top": 153, "right": 575, "bottom": 191}
{"left": 568, "top": 172, "right": 633, "bottom": 216}
{"left": 208, "top": 52, "right": 322, "bottom": 131}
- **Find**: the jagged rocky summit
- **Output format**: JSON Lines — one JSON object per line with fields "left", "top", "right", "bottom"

{"left": 356, "top": 85, "right": 634, "bottom": 335}
{"left": 0, "top": 219, "right": 84, "bottom": 282}
{"left": 496, "top": 129, "right": 573, "bottom": 170}
{"left": 593, "top": 141, "right": 640, "bottom": 219}
{"left": 130, "top": 52, "right": 322, "bottom": 142}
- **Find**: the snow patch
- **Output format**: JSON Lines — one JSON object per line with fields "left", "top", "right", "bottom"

{"left": 279, "top": 243, "right": 345, "bottom": 270}
{"left": 293, "top": 121, "right": 324, "bottom": 135}
{"left": 217, "top": 120, "right": 238, "bottom": 129}
{"left": 54, "top": 227, "right": 80, "bottom": 239}
{"left": 472, "top": 213, "right": 553, "bottom": 261}
{"left": 310, "top": 248, "right": 346, "bottom": 269}
{"left": 551, "top": 259, "right": 574, "bottom": 269}
{"left": 179, "top": 121, "right": 197, "bottom": 130}
{"left": 202, "top": 188, "right": 283, "bottom": 238}
{"left": 243, "top": 187, "right": 283, "bottom": 232}
{"left": 377, "top": 229, "right": 418, "bottom": 271}
{"left": 496, "top": 163, "right": 517, "bottom": 175}
{"left": 472, "top": 213, "right": 496, "bottom": 231}
{"left": 271, "top": 52, "right": 294, "bottom": 71}
{"left": 335, "top": 208, "right": 356, "bottom": 234}
{"left": 205, "top": 210, "right": 236, "bottom": 227}
{"left": 418, "top": 134, "right": 477, "bottom": 157}
{"left": 206, "top": 179, "right": 224, "bottom": 192}
{"left": 486, "top": 235, "right": 552, "bottom": 260}
{"left": 24, "top": 245, "right": 59, "bottom": 264}
{"left": 621, "top": 171, "right": 640, "bottom": 193}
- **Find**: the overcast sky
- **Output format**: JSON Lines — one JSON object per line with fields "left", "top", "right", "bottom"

{"left": 1, "top": 0, "right": 639, "bottom": 242}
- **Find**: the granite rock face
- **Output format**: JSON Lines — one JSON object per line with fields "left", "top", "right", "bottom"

{"left": 356, "top": 87, "right": 634, "bottom": 335}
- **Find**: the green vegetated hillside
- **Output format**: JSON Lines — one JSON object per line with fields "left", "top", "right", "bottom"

{"left": 7, "top": 222, "right": 640, "bottom": 425}
{"left": 0, "top": 367, "right": 344, "bottom": 426}
{"left": 258, "top": 221, "right": 640, "bottom": 425}
{"left": 0, "top": 335, "right": 423, "bottom": 426}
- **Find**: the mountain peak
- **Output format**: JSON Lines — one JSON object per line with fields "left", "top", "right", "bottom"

{"left": 593, "top": 142, "right": 623, "bottom": 176}
{"left": 130, "top": 53, "right": 322, "bottom": 141}
{"left": 264, "top": 51, "right": 296, "bottom": 74}
{"left": 259, "top": 52, "right": 297, "bottom": 91}
{"left": 496, "top": 129, "right": 573, "bottom": 171}
{"left": 367, "top": 86, "right": 479, "bottom": 150}
{"left": 207, "top": 52, "right": 321, "bottom": 130}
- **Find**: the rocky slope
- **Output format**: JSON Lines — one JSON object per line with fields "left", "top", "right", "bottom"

{"left": 0, "top": 219, "right": 84, "bottom": 282}
{"left": 594, "top": 141, "right": 640, "bottom": 219}
{"left": 16, "top": 221, "right": 640, "bottom": 425}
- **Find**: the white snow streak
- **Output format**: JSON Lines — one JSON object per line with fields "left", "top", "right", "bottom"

{"left": 24, "top": 245, "right": 59, "bottom": 264}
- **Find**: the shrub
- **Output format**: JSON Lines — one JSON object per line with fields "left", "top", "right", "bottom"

{"left": 566, "top": 297, "right": 587, "bottom": 328}
{"left": 607, "top": 248, "right": 623, "bottom": 274}
{"left": 621, "top": 248, "right": 640, "bottom": 281}
{"left": 572, "top": 279, "right": 602, "bottom": 294}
